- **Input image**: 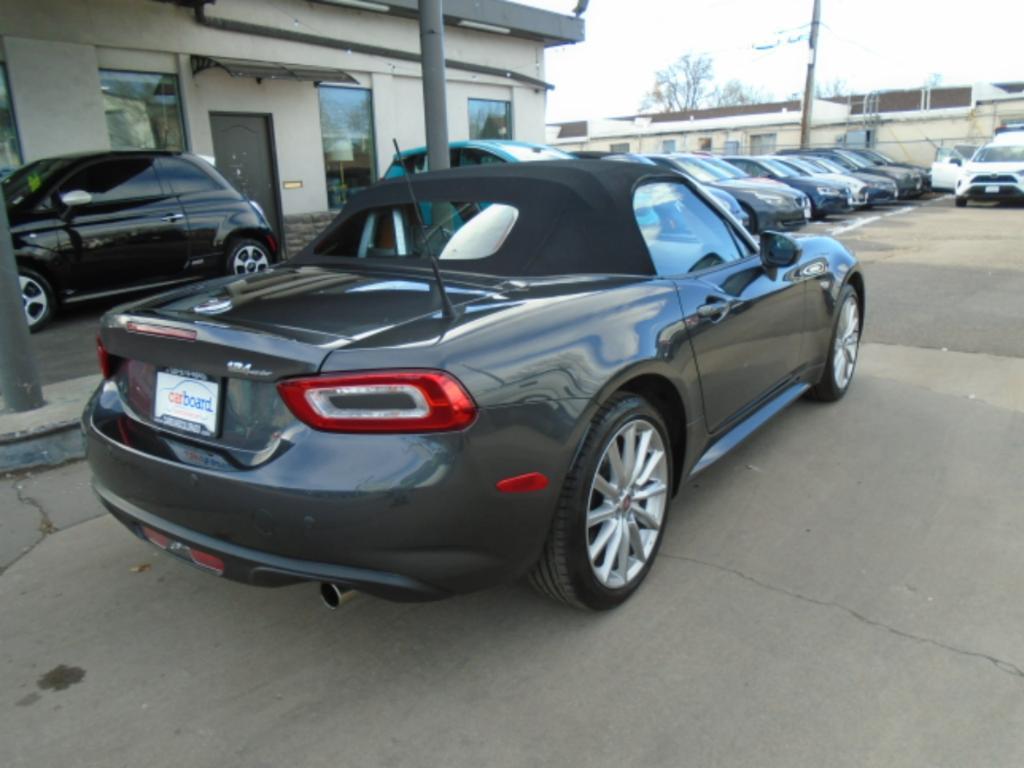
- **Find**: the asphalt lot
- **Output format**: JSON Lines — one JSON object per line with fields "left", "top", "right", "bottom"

{"left": 3, "top": 196, "right": 1024, "bottom": 767}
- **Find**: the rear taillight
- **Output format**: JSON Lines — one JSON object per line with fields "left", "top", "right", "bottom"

{"left": 96, "top": 335, "right": 117, "bottom": 379}
{"left": 266, "top": 233, "right": 278, "bottom": 255}
{"left": 277, "top": 371, "right": 477, "bottom": 433}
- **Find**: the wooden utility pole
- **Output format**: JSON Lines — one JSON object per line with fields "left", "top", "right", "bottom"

{"left": 798, "top": 0, "right": 822, "bottom": 148}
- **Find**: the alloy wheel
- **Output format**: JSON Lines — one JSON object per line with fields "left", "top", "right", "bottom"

{"left": 20, "top": 275, "right": 49, "bottom": 328}
{"left": 832, "top": 295, "right": 860, "bottom": 391}
{"left": 231, "top": 244, "right": 270, "bottom": 274}
{"left": 586, "top": 418, "right": 669, "bottom": 589}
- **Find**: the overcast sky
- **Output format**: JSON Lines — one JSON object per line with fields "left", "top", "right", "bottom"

{"left": 518, "top": 0, "right": 1024, "bottom": 123}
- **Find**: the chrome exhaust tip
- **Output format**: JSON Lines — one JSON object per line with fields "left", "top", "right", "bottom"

{"left": 319, "top": 582, "right": 352, "bottom": 610}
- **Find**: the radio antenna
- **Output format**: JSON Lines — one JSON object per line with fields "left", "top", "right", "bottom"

{"left": 392, "top": 139, "right": 457, "bottom": 321}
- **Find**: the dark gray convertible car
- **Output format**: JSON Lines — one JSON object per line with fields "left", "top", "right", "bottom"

{"left": 86, "top": 161, "right": 864, "bottom": 610}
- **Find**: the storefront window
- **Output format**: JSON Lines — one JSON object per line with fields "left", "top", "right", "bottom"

{"left": 0, "top": 66, "right": 22, "bottom": 172}
{"left": 318, "top": 86, "right": 375, "bottom": 209}
{"left": 468, "top": 99, "right": 511, "bottom": 140}
{"left": 100, "top": 70, "right": 185, "bottom": 151}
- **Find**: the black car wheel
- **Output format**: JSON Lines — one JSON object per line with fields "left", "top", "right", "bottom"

{"left": 810, "top": 283, "right": 861, "bottom": 402}
{"left": 955, "top": 197, "right": 967, "bottom": 208}
{"left": 19, "top": 268, "right": 55, "bottom": 332}
{"left": 225, "top": 238, "right": 272, "bottom": 275}
{"left": 530, "top": 393, "right": 672, "bottom": 610}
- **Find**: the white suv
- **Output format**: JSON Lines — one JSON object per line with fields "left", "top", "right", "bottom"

{"left": 954, "top": 142, "right": 1024, "bottom": 207}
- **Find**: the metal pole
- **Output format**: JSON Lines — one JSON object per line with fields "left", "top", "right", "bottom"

{"left": 798, "top": 0, "right": 821, "bottom": 149}
{"left": 0, "top": 187, "right": 44, "bottom": 413}
{"left": 419, "top": 0, "right": 450, "bottom": 171}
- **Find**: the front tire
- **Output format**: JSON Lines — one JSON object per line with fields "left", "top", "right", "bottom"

{"left": 529, "top": 394, "right": 673, "bottom": 610}
{"left": 810, "top": 284, "right": 861, "bottom": 402}
{"left": 954, "top": 197, "right": 967, "bottom": 208}
{"left": 19, "top": 268, "right": 55, "bottom": 333}
{"left": 225, "top": 237, "right": 272, "bottom": 276}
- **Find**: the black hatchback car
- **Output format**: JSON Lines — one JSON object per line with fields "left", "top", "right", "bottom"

{"left": 4, "top": 151, "right": 278, "bottom": 331}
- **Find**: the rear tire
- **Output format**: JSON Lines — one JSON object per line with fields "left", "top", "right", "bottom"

{"left": 225, "top": 237, "right": 272, "bottom": 276}
{"left": 19, "top": 268, "right": 55, "bottom": 333}
{"left": 809, "top": 283, "right": 861, "bottom": 402}
{"left": 529, "top": 394, "right": 673, "bottom": 610}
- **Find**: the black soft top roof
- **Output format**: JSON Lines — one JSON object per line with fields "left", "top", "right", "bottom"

{"left": 300, "top": 160, "right": 687, "bottom": 277}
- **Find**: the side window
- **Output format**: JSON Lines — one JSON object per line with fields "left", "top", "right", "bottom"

{"left": 457, "top": 148, "right": 504, "bottom": 167}
{"left": 633, "top": 182, "right": 749, "bottom": 276}
{"left": 735, "top": 159, "right": 762, "bottom": 176}
{"left": 59, "top": 158, "right": 161, "bottom": 205}
{"left": 935, "top": 148, "right": 953, "bottom": 162}
{"left": 160, "top": 158, "right": 221, "bottom": 195}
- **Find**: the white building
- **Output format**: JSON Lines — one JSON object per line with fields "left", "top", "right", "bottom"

{"left": 0, "top": 0, "right": 583, "bottom": 249}
{"left": 548, "top": 83, "right": 1024, "bottom": 168}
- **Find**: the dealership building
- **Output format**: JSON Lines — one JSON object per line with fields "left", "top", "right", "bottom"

{"left": 0, "top": 0, "right": 583, "bottom": 250}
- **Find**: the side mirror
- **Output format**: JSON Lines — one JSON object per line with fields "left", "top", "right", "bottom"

{"left": 949, "top": 157, "right": 962, "bottom": 167}
{"left": 760, "top": 230, "right": 802, "bottom": 268}
{"left": 59, "top": 189, "right": 92, "bottom": 208}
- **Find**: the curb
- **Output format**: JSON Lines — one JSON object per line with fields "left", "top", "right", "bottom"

{"left": 0, "top": 375, "right": 97, "bottom": 472}
{"left": 0, "top": 420, "right": 85, "bottom": 473}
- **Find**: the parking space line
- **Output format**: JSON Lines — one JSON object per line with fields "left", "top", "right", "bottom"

{"left": 827, "top": 195, "right": 952, "bottom": 237}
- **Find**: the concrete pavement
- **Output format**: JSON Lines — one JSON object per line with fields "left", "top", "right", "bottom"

{"left": 2, "top": 198, "right": 1023, "bottom": 767}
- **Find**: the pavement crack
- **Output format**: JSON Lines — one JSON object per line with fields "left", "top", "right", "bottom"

{"left": 662, "top": 553, "right": 1024, "bottom": 682}
{"left": 14, "top": 483, "right": 58, "bottom": 536}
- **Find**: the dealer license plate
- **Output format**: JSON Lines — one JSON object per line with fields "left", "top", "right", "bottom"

{"left": 154, "top": 369, "right": 221, "bottom": 436}
{"left": 985, "top": 185, "right": 1000, "bottom": 194}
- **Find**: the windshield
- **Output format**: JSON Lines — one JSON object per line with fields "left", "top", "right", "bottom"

{"left": 665, "top": 156, "right": 718, "bottom": 182}
{"left": 835, "top": 151, "right": 872, "bottom": 169}
{"left": 700, "top": 156, "right": 747, "bottom": 179}
{"left": 974, "top": 145, "right": 1024, "bottom": 163}
{"left": 863, "top": 149, "right": 895, "bottom": 164}
{"left": 1, "top": 157, "right": 71, "bottom": 208}
{"left": 761, "top": 158, "right": 799, "bottom": 177}
{"left": 783, "top": 157, "right": 823, "bottom": 174}
{"left": 499, "top": 145, "right": 572, "bottom": 162}
{"left": 813, "top": 157, "right": 847, "bottom": 173}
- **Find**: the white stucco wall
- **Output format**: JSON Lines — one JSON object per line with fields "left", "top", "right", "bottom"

{"left": 3, "top": 37, "right": 109, "bottom": 158}
{"left": 0, "top": 0, "right": 554, "bottom": 215}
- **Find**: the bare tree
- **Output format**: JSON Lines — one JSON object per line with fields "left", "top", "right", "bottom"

{"left": 816, "top": 78, "right": 849, "bottom": 99}
{"left": 708, "top": 79, "right": 771, "bottom": 107}
{"left": 641, "top": 53, "right": 714, "bottom": 113}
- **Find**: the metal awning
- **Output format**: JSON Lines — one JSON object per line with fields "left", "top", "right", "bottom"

{"left": 190, "top": 55, "right": 358, "bottom": 84}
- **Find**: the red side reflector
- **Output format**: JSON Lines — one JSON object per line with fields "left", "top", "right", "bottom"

{"left": 141, "top": 526, "right": 171, "bottom": 549}
{"left": 125, "top": 321, "right": 197, "bottom": 341}
{"left": 266, "top": 233, "right": 279, "bottom": 255}
{"left": 96, "top": 335, "right": 114, "bottom": 379}
{"left": 188, "top": 549, "right": 226, "bottom": 576}
{"left": 496, "top": 472, "right": 549, "bottom": 493}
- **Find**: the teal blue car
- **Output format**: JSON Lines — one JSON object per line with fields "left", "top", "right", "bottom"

{"left": 384, "top": 140, "right": 573, "bottom": 178}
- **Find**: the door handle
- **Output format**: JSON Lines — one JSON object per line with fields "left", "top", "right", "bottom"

{"left": 161, "top": 213, "right": 185, "bottom": 223}
{"left": 696, "top": 299, "right": 736, "bottom": 321}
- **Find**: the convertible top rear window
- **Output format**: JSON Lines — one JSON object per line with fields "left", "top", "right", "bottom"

{"left": 314, "top": 201, "right": 519, "bottom": 262}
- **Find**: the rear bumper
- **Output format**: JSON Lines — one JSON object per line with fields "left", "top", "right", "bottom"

{"left": 96, "top": 484, "right": 447, "bottom": 600}
{"left": 85, "top": 381, "right": 572, "bottom": 599}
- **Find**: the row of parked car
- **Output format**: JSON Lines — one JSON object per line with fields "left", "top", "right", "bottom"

{"left": 6, "top": 138, "right": 930, "bottom": 332}
{"left": 390, "top": 140, "right": 930, "bottom": 235}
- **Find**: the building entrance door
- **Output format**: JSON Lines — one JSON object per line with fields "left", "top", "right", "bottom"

{"left": 210, "top": 113, "right": 281, "bottom": 237}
